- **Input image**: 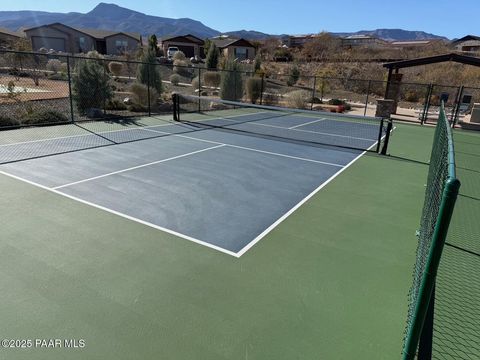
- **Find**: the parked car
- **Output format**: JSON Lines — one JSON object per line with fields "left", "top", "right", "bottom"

{"left": 167, "top": 47, "right": 179, "bottom": 59}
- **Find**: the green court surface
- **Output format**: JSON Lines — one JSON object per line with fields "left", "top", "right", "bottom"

{"left": 0, "top": 122, "right": 476, "bottom": 359}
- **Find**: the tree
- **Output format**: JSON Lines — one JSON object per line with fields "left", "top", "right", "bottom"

{"left": 205, "top": 43, "right": 220, "bottom": 69}
{"left": 287, "top": 64, "right": 300, "bottom": 86}
{"left": 72, "top": 56, "right": 113, "bottom": 114}
{"left": 219, "top": 59, "right": 244, "bottom": 101}
{"left": 148, "top": 34, "right": 160, "bottom": 56}
{"left": 254, "top": 53, "right": 262, "bottom": 73}
{"left": 300, "top": 32, "right": 341, "bottom": 61}
{"left": 137, "top": 49, "right": 162, "bottom": 93}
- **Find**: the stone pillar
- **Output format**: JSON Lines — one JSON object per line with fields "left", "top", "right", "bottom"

{"left": 385, "top": 73, "right": 403, "bottom": 113}
{"left": 376, "top": 99, "right": 396, "bottom": 118}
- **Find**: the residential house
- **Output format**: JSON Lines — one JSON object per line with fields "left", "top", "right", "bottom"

{"left": 24, "top": 23, "right": 141, "bottom": 55}
{"left": 340, "top": 35, "right": 387, "bottom": 48}
{"left": 0, "top": 27, "right": 24, "bottom": 48}
{"left": 390, "top": 39, "right": 445, "bottom": 50}
{"left": 451, "top": 35, "right": 480, "bottom": 53}
{"left": 211, "top": 37, "right": 256, "bottom": 61}
{"left": 160, "top": 34, "right": 205, "bottom": 58}
{"left": 285, "top": 34, "right": 318, "bottom": 48}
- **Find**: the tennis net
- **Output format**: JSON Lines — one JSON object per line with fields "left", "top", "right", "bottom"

{"left": 173, "top": 94, "right": 392, "bottom": 153}
{"left": 402, "top": 103, "right": 461, "bottom": 359}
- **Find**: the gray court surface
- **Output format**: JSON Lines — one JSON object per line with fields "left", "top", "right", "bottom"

{"left": 0, "top": 117, "right": 376, "bottom": 256}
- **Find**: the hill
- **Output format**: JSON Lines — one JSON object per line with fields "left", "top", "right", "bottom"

{"left": 332, "top": 28, "right": 448, "bottom": 41}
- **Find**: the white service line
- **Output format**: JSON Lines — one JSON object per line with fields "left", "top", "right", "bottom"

{"left": 53, "top": 144, "right": 225, "bottom": 190}
{"left": 235, "top": 137, "right": 380, "bottom": 257}
{"left": 142, "top": 128, "right": 344, "bottom": 167}
{"left": 0, "top": 169, "right": 238, "bottom": 258}
{"left": 288, "top": 118, "right": 326, "bottom": 129}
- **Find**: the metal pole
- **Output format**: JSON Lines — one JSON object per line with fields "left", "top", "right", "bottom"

{"left": 452, "top": 85, "right": 464, "bottom": 127}
{"left": 364, "top": 80, "right": 371, "bottom": 116}
{"left": 147, "top": 61, "right": 151, "bottom": 117}
{"left": 66, "top": 55, "right": 75, "bottom": 123}
{"left": 259, "top": 74, "right": 265, "bottom": 105}
{"left": 311, "top": 76, "right": 317, "bottom": 110}
{"left": 103, "top": 59, "right": 107, "bottom": 115}
{"left": 198, "top": 67, "right": 201, "bottom": 112}
{"left": 417, "top": 284, "right": 435, "bottom": 360}
{"left": 422, "top": 84, "right": 433, "bottom": 125}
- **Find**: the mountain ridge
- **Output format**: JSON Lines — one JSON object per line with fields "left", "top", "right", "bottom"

{"left": 0, "top": 3, "right": 450, "bottom": 41}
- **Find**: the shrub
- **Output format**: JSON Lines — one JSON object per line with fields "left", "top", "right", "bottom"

{"left": 137, "top": 49, "right": 163, "bottom": 93}
{"left": 203, "top": 71, "right": 221, "bottom": 87}
{"left": 59, "top": 62, "right": 68, "bottom": 74}
{"left": 328, "top": 98, "right": 344, "bottom": 105}
{"left": 219, "top": 59, "right": 244, "bottom": 101}
{"left": 173, "top": 59, "right": 192, "bottom": 78}
{"left": 46, "top": 59, "right": 62, "bottom": 73}
{"left": 0, "top": 115, "right": 20, "bottom": 128}
{"left": 287, "top": 64, "right": 300, "bottom": 86}
{"left": 108, "top": 61, "right": 124, "bottom": 76}
{"left": 246, "top": 77, "right": 263, "bottom": 104}
{"left": 47, "top": 73, "right": 67, "bottom": 81}
{"left": 310, "top": 96, "right": 322, "bottom": 104}
{"left": 72, "top": 57, "right": 113, "bottom": 114}
{"left": 130, "top": 82, "right": 158, "bottom": 107}
{"left": 263, "top": 91, "right": 279, "bottom": 106}
{"left": 191, "top": 76, "right": 200, "bottom": 91}
{"left": 105, "top": 99, "right": 127, "bottom": 111}
{"left": 254, "top": 54, "right": 262, "bottom": 73}
{"left": 404, "top": 90, "right": 420, "bottom": 102}
{"left": 170, "top": 74, "right": 181, "bottom": 86}
{"left": 205, "top": 44, "right": 219, "bottom": 69}
{"left": 286, "top": 89, "right": 310, "bottom": 109}
{"left": 128, "top": 103, "right": 148, "bottom": 112}
{"left": 23, "top": 110, "right": 69, "bottom": 125}
{"left": 172, "top": 51, "right": 186, "bottom": 61}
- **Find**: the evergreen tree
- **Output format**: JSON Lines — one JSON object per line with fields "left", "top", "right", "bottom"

{"left": 137, "top": 49, "right": 162, "bottom": 93}
{"left": 72, "top": 57, "right": 113, "bottom": 113}
{"left": 205, "top": 43, "right": 220, "bottom": 69}
{"left": 219, "top": 59, "right": 243, "bottom": 101}
{"left": 149, "top": 34, "right": 159, "bottom": 56}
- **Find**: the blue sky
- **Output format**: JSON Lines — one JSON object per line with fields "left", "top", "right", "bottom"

{"left": 2, "top": 0, "right": 476, "bottom": 39}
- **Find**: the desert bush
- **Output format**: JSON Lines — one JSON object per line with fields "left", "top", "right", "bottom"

{"left": 286, "top": 89, "right": 310, "bottom": 109}
{"left": 170, "top": 74, "right": 181, "bottom": 85}
{"left": 191, "top": 76, "right": 200, "bottom": 91}
{"left": 23, "top": 110, "right": 69, "bottom": 125}
{"left": 172, "top": 51, "right": 186, "bottom": 61}
{"left": 128, "top": 103, "right": 148, "bottom": 112}
{"left": 404, "top": 90, "right": 421, "bottom": 102}
{"left": 328, "top": 98, "right": 344, "bottom": 105}
{"left": 108, "top": 61, "right": 124, "bottom": 76}
{"left": 203, "top": 71, "right": 221, "bottom": 87}
{"left": 173, "top": 59, "right": 192, "bottom": 78}
{"left": 72, "top": 57, "right": 113, "bottom": 114}
{"left": 47, "top": 73, "right": 68, "bottom": 81}
{"left": 263, "top": 91, "right": 280, "bottom": 106}
{"left": 0, "top": 115, "right": 20, "bottom": 128}
{"left": 137, "top": 49, "right": 163, "bottom": 93}
{"left": 59, "top": 62, "right": 68, "bottom": 74}
{"left": 46, "top": 59, "right": 62, "bottom": 73}
{"left": 254, "top": 54, "right": 262, "bottom": 73}
{"left": 219, "top": 59, "right": 244, "bottom": 101}
{"left": 130, "top": 82, "right": 158, "bottom": 107}
{"left": 287, "top": 64, "right": 300, "bottom": 86}
{"left": 105, "top": 99, "right": 127, "bottom": 111}
{"left": 246, "top": 77, "right": 263, "bottom": 104}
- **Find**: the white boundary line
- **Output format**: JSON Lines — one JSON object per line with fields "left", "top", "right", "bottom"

{"left": 288, "top": 118, "right": 326, "bottom": 129}
{"left": 53, "top": 144, "right": 224, "bottom": 190}
{"left": 0, "top": 169, "right": 239, "bottom": 258}
{"left": 235, "top": 140, "right": 379, "bottom": 257}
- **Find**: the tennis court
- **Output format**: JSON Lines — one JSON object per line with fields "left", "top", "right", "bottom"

{"left": 0, "top": 95, "right": 477, "bottom": 359}
{"left": 0, "top": 99, "right": 387, "bottom": 256}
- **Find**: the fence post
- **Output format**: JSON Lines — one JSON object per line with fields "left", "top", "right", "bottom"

{"left": 260, "top": 74, "right": 265, "bottom": 105}
{"left": 198, "top": 67, "right": 202, "bottom": 112}
{"left": 103, "top": 59, "right": 107, "bottom": 115}
{"left": 451, "top": 85, "right": 464, "bottom": 127}
{"left": 66, "top": 55, "right": 75, "bottom": 123}
{"left": 147, "top": 61, "right": 151, "bottom": 117}
{"left": 421, "top": 84, "right": 433, "bottom": 125}
{"left": 364, "top": 80, "right": 371, "bottom": 116}
{"left": 311, "top": 76, "right": 317, "bottom": 110}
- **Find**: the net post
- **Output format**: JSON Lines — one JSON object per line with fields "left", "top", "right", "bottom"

{"left": 66, "top": 54, "right": 75, "bottom": 123}
{"left": 376, "top": 117, "right": 384, "bottom": 153}
{"left": 172, "top": 93, "right": 178, "bottom": 121}
{"left": 380, "top": 118, "right": 392, "bottom": 155}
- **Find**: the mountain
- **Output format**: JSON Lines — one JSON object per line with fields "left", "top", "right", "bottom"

{"left": 332, "top": 29, "right": 448, "bottom": 41}
{"left": 0, "top": 3, "right": 449, "bottom": 41}
{"left": 0, "top": 3, "right": 220, "bottom": 39}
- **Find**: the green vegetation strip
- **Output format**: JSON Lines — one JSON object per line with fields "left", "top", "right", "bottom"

{"left": 0, "top": 122, "right": 434, "bottom": 359}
